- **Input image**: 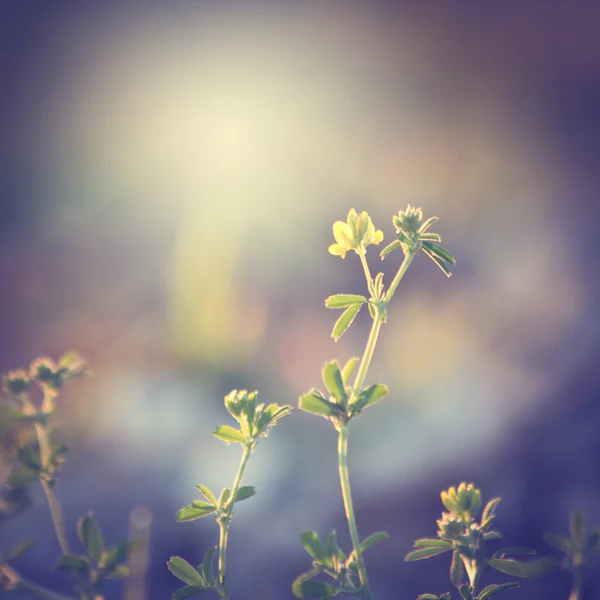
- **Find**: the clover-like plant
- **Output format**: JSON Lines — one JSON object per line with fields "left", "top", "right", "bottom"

{"left": 294, "top": 207, "right": 455, "bottom": 600}
{"left": 405, "top": 483, "right": 557, "bottom": 600}
{"left": 541, "top": 509, "right": 600, "bottom": 600}
{"left": 1, "top": 354, "right": 138, "bottom": 600}
{"left": 167, "top": 390, "right": 291, "bottom": 600}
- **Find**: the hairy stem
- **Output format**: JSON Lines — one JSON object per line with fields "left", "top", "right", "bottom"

{"left": 21, "top": 395, "right": 70, "bottom": 556}
{"left": 382, "top": 250, "right": 415, "bottom": 304}
{"left": 338, "top": 424, "right": 372, "bottom": 600}
{"left": 217, "top": 443, "right": 253, "bottom": 599}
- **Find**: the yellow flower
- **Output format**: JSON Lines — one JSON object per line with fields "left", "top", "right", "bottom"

{"left": 328, "top": 209, "right": 383, "bottom": 259}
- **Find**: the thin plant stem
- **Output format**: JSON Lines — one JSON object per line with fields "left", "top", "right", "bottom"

{"left": 382, "top": 250, "right": 415, "bottom": 305}
{"left": 20, "top": 395, "right": 71, "bottom": 556}
{"left": 338, "top": 424, "right": 372, "bottom": 600}
{"left": 217, "top": 443, "right": 253, "bottom": 599}
{"left": 0, "top": 564, "right": 77, "bottom": 600}
{"left": 569, "top": 569, "right": 584, "bottom": 600}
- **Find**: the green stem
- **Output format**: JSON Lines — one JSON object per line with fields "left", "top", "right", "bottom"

{"left": 217, "top": 443, "right": 253, "bottom": 599}
{"left": 569, "top": 569, "right": 585, "bottom": 600}
{"left": 21, "top": 395, "right": 71, "bottom": 556}
{"left": 382, "top": 250, "right": 415, "bottom": 304}
{"left": 0, "top": 564, "right": 77, "bottom": 600}
{"left": 338, "top": 424, "right": 372, "bottom": 600}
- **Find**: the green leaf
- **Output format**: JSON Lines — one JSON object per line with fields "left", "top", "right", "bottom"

{"left": 331, "top": 303, "right": 362, "bottom": 341}
{"left": 167, "top": 557, "right": 206, "bottom": 587}
{"left": 341, "top": 357, "right": 359, "bottom": 384}
{"left": 213, "top": 425, "right": 246, "bottom": 444}
{"left": 458, "top": 584, "right": 473, "bottom": 600}
{"left": 322, "top": 361, "right": 347, "bottom": 405}
{"left": 299, "top": 392, "right": 343, "bottom": 418}
{"left": 360, "top": 531, "right": 388, "bottom": 553}
{"left": 173, "top": 586, "right": 207, "bottom": 600}
{"left": 100, "top": 541, "right": 141, "bottom": 572}
{"left": 105, "top": 564, "right": 131, "bottom": 579}
{"left": 418, "top": 216, "right": 439, "bottom": 234}
{"left": 450, "top": 550, "right": 463, "bottom": 586}
{"left": 488, "top": 558, "right": 559, "bottom": 579}
{"left": 301, "top": 531, "right": 326, "bottom": 561}
{"left": 176, "top": 502, "right": 217, "bottom": 522}
{"left": 493, "top": 547, "right": 537, "bottom": 559}
{"left": 380, "top": 239, "right": 401, "bottom": 259}
{"left": 422, "top": 241, "right": 456, "bottom": 265}
{"left": 235, "top": 486, "right": 256, "bottom": 502}
{"left": 195, "top": 485, "right": 217, "bottom": 507}
{"left": 413, "top": 539, "right": 453, "bottom": 549}
{"left": 570, "top": 509, "right": 586, "bottom": 550}
{"left": 422, "top": 247, "right": 452, "bottom": 277}
{"left": 55, "top": 554, "right": 91, "bottom": 576}
{"left": 200, "top": 546, "right": 217, "bottom": 585}
{"left": 351, "top": 384, "right": 389, "bottom": 413}
{"left": 219, "top": 488, "right": 231, "bottom": 508}
{"left": 481, "top": 497, "right": 502, "bottom": 527}
{"left": 293, "top": 579, "right": 338, "bottom": 599}
{"left": 542, "top": 532, "right": 573, "bottom": 554}
{"left": 483, "top": 531, "right": 502, "bottom": 540}
{"left": 418, "top": 232, "right": 441, "bottom": 242}
{"left": 405, "top": 546, "right": 451, "bottom": 561}
{"left": 77, "top": 515, "right": 104, "bottom": 561}
{"left": 325, "top": 294, "right": 366, "bottom": 309}
{"left": 417, "top": 595, "right": 440, "bottom": 600}
{"left": 477, "top": 583, "right": 519, "bottom": 600}
{"left": 8, "top": 541, "right": 34, "bottom": 561}
{"left": 6, "top": 468, "right": 38, "bottom": 488}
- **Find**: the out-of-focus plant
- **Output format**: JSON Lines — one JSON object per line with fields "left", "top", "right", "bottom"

{"left": 293, "top": 206, "right": 455, "bottom": 600}
{"left": 405, "top": 482, "right": 559, "bottom": 600}
{"left": 541, "top": 509, "right": 600, "bottom": 600}
{"left": 167, "top": 390, "right": 291, "bottom": 600}
{"left": 0, "top": 354, "right": 138, "bottom": 600}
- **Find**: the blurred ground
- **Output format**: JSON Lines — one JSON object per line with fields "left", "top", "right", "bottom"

{"left": 1, "top": 1, "right": 600, "bottom": 599}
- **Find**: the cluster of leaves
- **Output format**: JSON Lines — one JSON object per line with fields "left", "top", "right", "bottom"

{"left": 406, "top": 483, "right": 558, "bottom": 600}
{"left": 299, "top": 359, "right": 388, "bottom": 428}
{"left": 293, "top": 530, "right": 388, "bottom": 599}
{"left": 55, "top": 515, "right": 138, "bottom": 600}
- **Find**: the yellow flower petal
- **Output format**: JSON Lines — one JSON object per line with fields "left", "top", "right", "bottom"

{"left": 328, "top": 243, "right": 348, "bottom": 258}
{"left": 372, "top": 229, "right": 384, "bottom": 245}
{"left": 333, "top": 221, "right": 354, "bottom": 248}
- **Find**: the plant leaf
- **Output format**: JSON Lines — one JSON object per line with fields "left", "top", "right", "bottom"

{"left": 417, "top": 595, "right": 440, "bottom": 600}
{"left": 325, "top": 294, "right": 366, "bottom": 309}
{"left": 213, "top": 425, "right": 246, "bottom": 444}
{"left": 6, "top": 468, "right": 38, "bottom": 488}
{"left": 458, "top": 584, "right": 473, "bottom": 600}
{"left": 167, "top": 557, "right": 205, "bottom": 587}
{"left": 450, "top": 550, "right": 463, "bottom": 586}
{"left": 301, "top": 531, "right": 326, "bottom": 561}
{"left": 380, "top": 240, "right": 401, "bottom": 259}
{"left": 299, "top": 392, "right": 344, "bottom": 418}
{"left": 405, "top": 546, "right": 451, "bottom": 561}
{"left": 493, "top": 547, "right": 537, "bottom": 559}
{"left": 176, "top": 502, "right": 217, "bottom": 522}
{"left": 293, "top": 579, "right": 338, "bottom": 599}
{"left": 77, "top": 515, "right": 104, "bottom": 561}
{"left": 341, "top": 357, "right": 359, "bottom": 384}
{"left": 195, "top": 485, "right": 217, "bottom": 507}
{"left": 351, "top": 384, "right": 389, "bottom": 413}
{"left": 55, "top": 554, "right": 91, "bottom": 576}
{"left": 173, "top": 586, "right": 207, "bottom": 600}
{"left": 477, "top": 582, "right": 519, "bottom": 600}
{"left": 360, "top": 531, "right": 388, "bottom": 553}
{"left": 200, "top": 546, "right": 217, "bottom": 585}
{"left": 413, "top": 539, "right": 453, "bottom": 549}
{"left": 421, "top": 241, "right": 456, "bottom": 265}
{"left": 542, "top": 532, "right": 573, "bottom": 554}
{"left": 488, "top": 558, "right": 559, "bottom": 579}
{"left": 331, "top": 303, "right": 362, "bottom": 341}
{"left": 235, "top": 486, "right": 256, "bottom": 502}
{"left": 481, "top": 497, "right": 502, "bottom": 527}
{"left": 322, "top": 361, "right": 347, "bottom": 405}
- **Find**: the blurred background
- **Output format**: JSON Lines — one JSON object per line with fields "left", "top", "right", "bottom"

{"left": 1, "top": 1, "right": 600, "bottom": 598}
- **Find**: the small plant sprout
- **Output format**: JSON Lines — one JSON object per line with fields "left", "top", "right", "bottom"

{"left": 168, "top": 390, "right": 291, "bottom": 600}
{"left": 541, "top": 509, "right": 600, "bottom": 600}
{"left": 295, "top": 207, "right": 455, "bottom": 600}
{"left": 405, "top": 483, "right": 557, "bottom": 600}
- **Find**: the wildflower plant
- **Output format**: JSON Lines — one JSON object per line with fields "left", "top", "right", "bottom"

{"left": 405, "top": 483, "right": 558, "bottom": 600}
{"left": 167, "top": 390, "right": 291, "bottom": 600}
{"left": 0, "top": 353, "right": 137, "bottom": 600}
{"left": 294, "top": 206, "right": 455, "bottom": 600}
